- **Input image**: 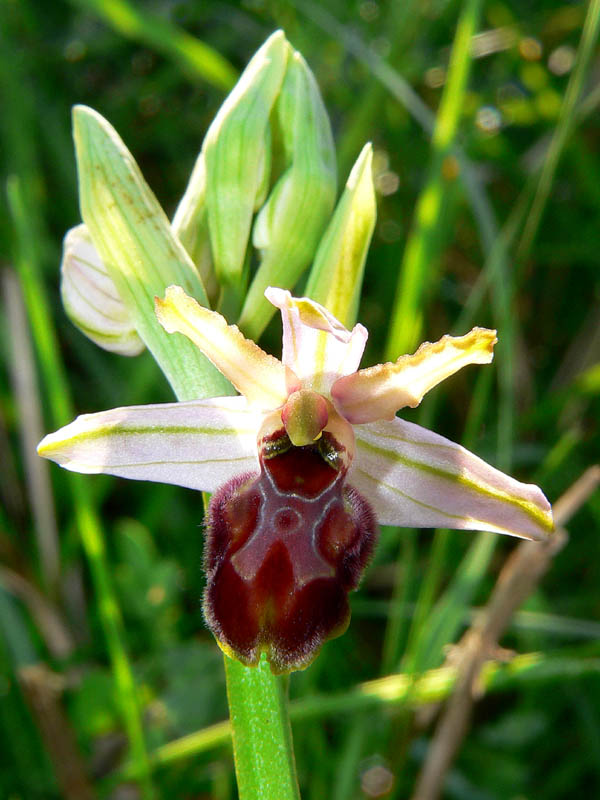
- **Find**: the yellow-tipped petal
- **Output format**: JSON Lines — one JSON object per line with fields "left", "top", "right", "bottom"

{"left": 332, "top": 328, "right": 497, "bottom": 424}
{"left": 156, "top": 285, "right": 297, "bottom": 410}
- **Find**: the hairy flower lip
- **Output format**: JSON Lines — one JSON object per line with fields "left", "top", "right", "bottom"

{"left": 202, "top": 426, "right": 378, "bottom": 672}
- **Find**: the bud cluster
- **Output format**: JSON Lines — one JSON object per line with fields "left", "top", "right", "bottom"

{"left": 63, "top": 31, "right": 375, "bottom": 370}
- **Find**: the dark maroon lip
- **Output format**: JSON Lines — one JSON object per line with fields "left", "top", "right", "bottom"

{"left": 203, "top": 431, "right": 378, "bottom": 673}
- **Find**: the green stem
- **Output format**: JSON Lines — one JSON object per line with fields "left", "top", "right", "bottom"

{"left": 165, "top": 339, "right": 300, "bottom": 800}
{"left": 225, "top": 655, "right": 300, "bottom": 800}
{"left": 516, "top": 0, "right": 600, "bottom": 262}
{"left": 381, "top": 530, "right": 417, "bottom": 675}
{"left": 385, "top": 0, "right": 483, "bottom": 359}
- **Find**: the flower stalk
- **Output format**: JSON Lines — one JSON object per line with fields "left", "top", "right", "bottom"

{"left": 225, "top": 657, "right": 300, "bottom": 800}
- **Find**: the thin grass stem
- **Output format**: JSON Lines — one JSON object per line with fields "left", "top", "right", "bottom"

{"left": 69, "top": 0, "right": 237, "bottom": 90}
{"left": 517, "top": 0, "right": 600, "bottom": 262}
{"left": 384, "top": 0, "right": 484, "bottom": 359}
{"left": 114, "top": 647, "right": 600, "bottom": 779}
{"left": 7, "top": 177, "right": 156, "bottom": 800}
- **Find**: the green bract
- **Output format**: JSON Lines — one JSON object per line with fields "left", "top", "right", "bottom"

{"left": 66, "top": 30, "right": 366, "bottom": 370}
{"left": 171, "top": 152, "right": 218, "bottom": 307}
{"left": 305, "top": 143, "right": 376, "bottom": 329}
{"left": 73, "top": 106, "right": 232, "bottom": 401}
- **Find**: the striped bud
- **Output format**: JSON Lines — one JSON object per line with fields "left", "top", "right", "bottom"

{"left": 60, "top": 225, "right": 144, "bottom": 356}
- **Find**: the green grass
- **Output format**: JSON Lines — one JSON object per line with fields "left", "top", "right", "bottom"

{"left": 1, "top": 0, "right": 599, "bottom": 798}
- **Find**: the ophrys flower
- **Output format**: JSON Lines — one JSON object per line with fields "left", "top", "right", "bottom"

{"left": 38, "top": 286, "right": 553, "bottom": 672}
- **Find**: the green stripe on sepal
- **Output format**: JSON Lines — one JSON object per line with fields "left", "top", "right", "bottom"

{"left": 305, "top": 143, "right": 375, "bottom": 329}
{"left": 203, "top": 30, "right": 288, "bottom": 288}
{"left": 238, "top": 46, "right": 337, "bottom": 340}
{"left": 356, "top": 436, "right": 554, "bottom": 537}
{"left": 73, "top": 105, "right": 232, "bottom": 401}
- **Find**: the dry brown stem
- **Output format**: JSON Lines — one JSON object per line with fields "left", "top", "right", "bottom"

{"left": 411, "top": 466, "right": 599, "bottom": 800}
{"left": 19, "top": 664, "right": 96, "bottom": 800}
{"left": 0, "top": 566, "right": 74, "bottom": 660}
{"left": 3, "top": 269, "right": 61, "bottom": 591}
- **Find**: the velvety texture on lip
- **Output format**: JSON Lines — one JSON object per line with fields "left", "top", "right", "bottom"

{"left": 203, "top": 430, "right": 378, "bottom": 673}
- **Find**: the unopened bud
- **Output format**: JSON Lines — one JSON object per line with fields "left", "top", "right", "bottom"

{"left": 171, "top": 152, "right": 218, "bottom": 306}
{"left": 60, "top": 225, "right": 144, "bottom": 356}
{"left": 203, "top": 30, "right": 288, "bottom": 286}
{"left": 238, "top": 47, "right": 337, "bottom": 339}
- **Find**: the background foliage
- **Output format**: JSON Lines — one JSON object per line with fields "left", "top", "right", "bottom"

{"left": 1, "top": 0, "right": 599, "bottom": 798}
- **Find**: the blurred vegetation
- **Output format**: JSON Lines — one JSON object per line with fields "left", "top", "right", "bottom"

{"left": 1, "top": 0, "right": 599, "bottom": 798}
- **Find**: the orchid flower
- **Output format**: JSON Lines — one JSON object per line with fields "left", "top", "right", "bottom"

{"left": 38, "top": 285, "right": 553, "bottom": 673}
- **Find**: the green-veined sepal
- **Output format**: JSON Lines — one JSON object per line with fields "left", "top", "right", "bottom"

{"left": 37, "top": 396, "right": 260, "bottom": 492}
{"left": 351, "top": 418, "right": 554, "bottom": 541}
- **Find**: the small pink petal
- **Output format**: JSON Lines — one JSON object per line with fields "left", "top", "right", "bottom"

{"left": 265, "top": 287, "right": 368, "bottom": 395}
{"left": 332, "top": 328, "right": 497, "bottom": 424}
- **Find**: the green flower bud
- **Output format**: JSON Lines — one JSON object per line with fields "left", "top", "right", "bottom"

{"left": 203, "top": 30, "right": 288, "bottom": 288}
{"left": 304, "top": 143, "right": 376, "bottom": 328}
{"left": 172, "top": 152, "right": 218, "bottom": 307}
{"left": 174, "top": 140, "right": 272, "bottom": 312}
{"left": 60, "top": 224, "right": 144, "bottom": 356}
{"left": 238, "top": 46, "right": 337, "bottom": 340}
